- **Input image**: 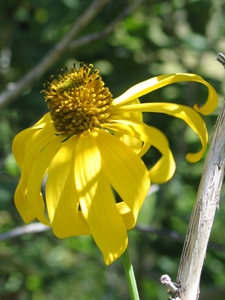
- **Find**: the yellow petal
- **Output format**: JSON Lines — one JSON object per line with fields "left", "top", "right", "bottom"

{"left": 75, "top": 130, "right": 128, "bottom": 265}
{"left": 112, "top": 102, "right": 207, "bottom": 162}
{"left": 13, "top": 117, "right": 55, "bottom": 167}
{"left": 94, "top": 128, "right": 150, "bottom": 224}
{"left": 104, "top": 117, "right": 175, "bottom": 183}
{"left": 26, "top": 135, "right": 62, "bottom": 225}
{"left": 113, "top": 73, "right": 218, "bottom": 115}
{"left": 14, "top": 180, "right": 35, "bottom": 223}
{"left": 114, "top": 131, "right": 143, "bottom": 155}
{"left": 46, "top": 135, "right": 90, "bottom": 237}
{"left": 32, "top": 113, "right": 53, "bottom": 128}
{"left": 13, "top": 129, "right": 34, "bottom": 167}
{"left": 114, "top": 99, "right": 143, "bottom": 154}
{"left": 13, "top": 122, "right": 56, "bottom": 223}
{"left": 117, "top": 98, "right": 143, "bottom": 121}
{"left": 116, "top": 202, "right": 136, "bottom": 229}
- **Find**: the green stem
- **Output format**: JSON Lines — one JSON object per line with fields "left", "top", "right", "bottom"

{"left": 122, "top": 247, "right": 140, "bottom": 300}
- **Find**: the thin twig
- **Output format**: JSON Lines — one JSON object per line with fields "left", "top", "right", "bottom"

{"left": 69, "top": 0, "right": 145, "bottom": 50}
{"left": 2, "top": 221, "right": 225, "bottom": 254}
{"left": 0, "top": 0, "right": 108, "bottom": 108}
{"left": 0, "top": 223, "right": 49, "bottom": 241}
{"left": 0, "top": 0, "right": 146, "bottom": 109}
{"left": 160, "top": 275, "right": 180, "bottom": 298}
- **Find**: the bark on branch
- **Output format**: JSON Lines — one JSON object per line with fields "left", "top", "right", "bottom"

{"left": 165, "top": 54, "right": 225, "bottom": 300}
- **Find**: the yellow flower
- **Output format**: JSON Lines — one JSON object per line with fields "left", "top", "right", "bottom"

{"left": 12, "top": 63, "right": 217, "bottom": 265}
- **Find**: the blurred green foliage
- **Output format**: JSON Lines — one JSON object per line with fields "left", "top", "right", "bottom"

{"left": 1, "top": 0, "right": 225, "bottom": 299}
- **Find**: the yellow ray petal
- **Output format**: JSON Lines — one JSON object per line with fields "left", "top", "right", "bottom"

{"left": 26, "top": 135, "right": 62, "bottom": 225}
{"left": 32, "top": 113, "right": 52, "bottom": 128}
{"left": 112, "top": 102, "right": 207, "bottom": 162}
{"left": 13, "top": 127, "right": 57, "bottom": 223}
{"left": 113, "top": 73, "right": 217, "bottom": 115}
{"left": 94, "top": 128, "right": 150, "bottom": 225}
{"left": 14, "top": 180, "right": 35, "bottom": 223}
{"left": 13, "top": 120, "right": 55, "bottom": 167}
{"left": 138, "top": 141, "right": 151, "bottom": 157}
{"left": 114, "top": 131, "right": 143, "bottom": 155}
{"left": 104, "top": 117, "right": 175, "bottom": 183}
{"left": 75, "top": 130, "right": 128, "bottom": 265}
{"left": 46, "top": 135, "right": 90, "bottom": 237}
{"left": 117, "top": 98, "right": 143, "bottom": 121}
{"left": 114, "top": 99, "right": 143, "bottom": 154}
{"left": 116, "top": 202, "right": 136, "bottom": 229}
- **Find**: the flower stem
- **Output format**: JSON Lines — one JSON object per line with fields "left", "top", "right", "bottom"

{"left": 122, "top": 248, "right": 140, "bottom": 300}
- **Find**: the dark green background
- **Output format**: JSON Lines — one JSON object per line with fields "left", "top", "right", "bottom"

{"left": 1, "top": 0, "right": 225, "bottom": 299}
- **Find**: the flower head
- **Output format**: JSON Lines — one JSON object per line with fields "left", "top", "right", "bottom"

{"left": 13, "top": 63, "right": 218, "bottom": 264}
{"left": 45, "top": 63, "right": 113, "bottom": 135}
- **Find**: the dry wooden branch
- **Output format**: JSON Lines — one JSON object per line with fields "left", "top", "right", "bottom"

{"left": 161, "top": 53, "right": 225, "bottom": 299}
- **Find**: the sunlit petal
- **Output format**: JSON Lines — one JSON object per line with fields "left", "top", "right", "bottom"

{"left": 13, "top": 129, "right": 34, "bottom": 167}
{"left": 112, "top": 102, "right": 207, "bottom": 162}
{"left": 94, "top": 128, "right": 150, "bottom": 225}
{"left": 14, "top": 180, "right": 35, "bottom": 223}
{"left": 32, "top": 113, "right": 52, "bottom": 128}
{"left": 104, "top": 117, "right": 175, "bottom": 183}
{"left": 46, "top": 135, "right": 90, "bottom": 237}
{"left": 13, "top": 120, "right": 55, "bottom": 167}
{"left": 114, "top": 99, "right": 143, "bottom": 154}
{"left": 26, "top": 135, "right": 62, "bottom": 225}
{"left": 116, "top": 202, "right": 135, "bottom": 229}
{"left": 14, "top": 133, "right": 59, "bottom": 224}
{"left": 75, "top": 130, "right": 128, "bottom": 265}
{"left": 113, "top": 73, "right": 217, "bottom": 115}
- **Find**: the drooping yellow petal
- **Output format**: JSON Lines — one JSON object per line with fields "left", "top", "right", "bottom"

{"left": 104, "top": 116, "right": 175, "bottom": 183}
{"left": 114, "top": 99, "right": 143, "bottom": 154}
{"left": 26, "top": 135, "right": 62, "bottom": 226}
{"left": 13, "top": 121, "right": 56, "bottom": 223}
{"left": 75, "top": 130, "right": 128, "bottom": 265}
{"left": 94, "top": 128, "right": 150, "bottom": 225}
{"left": 112, "top": 102, "right": 207, "bottom": 162}
{"left": 14, "top": 180, "right": 35, "bottom": 223}
{"left": 113, "top": 73, "right": 218, "bottom": 115}
{"left": 46, "top": 135, "right": 90, "bottom": 237}
{"left": 13, "top": 129, "right": 34, "bottom": 167}
{"left": 13, "top": 117, "right": 55, "bottom": 167}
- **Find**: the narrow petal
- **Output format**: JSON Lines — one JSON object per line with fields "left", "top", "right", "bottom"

{"left": 14, "top": 180, "right": 35, "bottom": 223}
{"left": 13, "top": 126, "right": 56, "bottom": 213}
{"left": 94, "top": 128, "right": 150, "bottom": 225}
{"left": 104, "top": 117, "right": 175, "bottom": 183}
{"left": 113, "top": 73, "right": 218, "bottom": 115}
{"left": 26, "top": 135, "right": 62, "bottom": 225}
{"left": 114, "top": 99, "right": 143, "bottom": 154}
{"left": 13, "top": 116, "right": 55, "bottom": 167}
{"left": 112, "top": 103, "right": 207, "bottom": 162}
{"left": 13, "top": 123, "right": 56, "bottom": 223}
{"left": 46, "top": 135, "right": 90, "bottom": 237}
{"left": 75, "top": 130, "right": 128, "bottom": 265}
